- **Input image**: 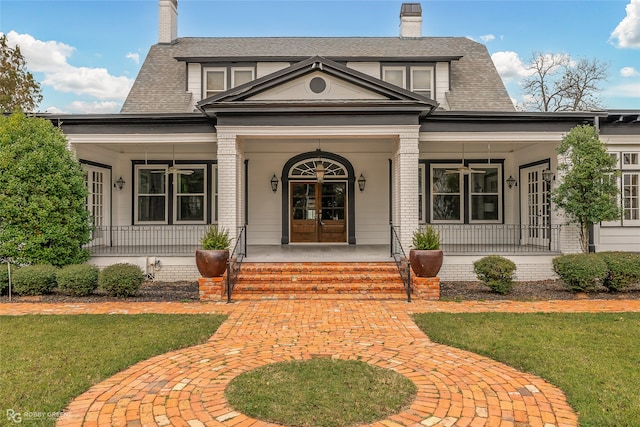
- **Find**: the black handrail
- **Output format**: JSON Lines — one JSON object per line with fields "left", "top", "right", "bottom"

{"left": 390, "top": 224, "right": 411, "bottom": 302}
{"left": 226, "top": 225, "right": 247, "bottom": 303}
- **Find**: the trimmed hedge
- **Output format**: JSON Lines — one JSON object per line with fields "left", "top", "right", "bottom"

{"left": 473, "top": 255, "right": 517, "bottom": 294}
{"left": 98, "top": 263, "right": 145, "bottom": 298}
{"left": 56, "top": 264, "right": 100, "bottom": 296}
{"left": 11, "top": 264, "right": 58, "bottom": 296}
{"left": 599, "top": 252, "right": 640, "bottom": 292}
{"left": 552, "top": 254, "right": 608, "bottom": 292}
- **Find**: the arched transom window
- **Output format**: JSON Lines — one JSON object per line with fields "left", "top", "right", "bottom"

{"left": 289, "top": 158, "right": 348, "bottom": 179}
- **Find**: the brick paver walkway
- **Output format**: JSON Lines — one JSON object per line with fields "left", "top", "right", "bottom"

{"left": 4, "top": 299, "right": 640, "bottom": 427}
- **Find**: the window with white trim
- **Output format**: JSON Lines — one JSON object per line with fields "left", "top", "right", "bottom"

{"left": 428, "top": 163, "right": 502, "bottom": 223}
{"left": 431, "top": 166, "right": 462, "bottom": 223}
{"left": 174, "top": 166, "right": 207, "bottom": 224}
{"left": 232, "top": 67, "right": 254, "bottom": 87}
{"left": 622, "top": 172, "right": 640, "bottom": 223}
{"left": 382, "top": 67, "right": 406, "bottom": 89}
{"left": 469, "top": 165, "right": 501, "bottom": 222}
{"left": 136, "top": 166, "right": 168, "bottom": 224}
{"left": 604, "top": 151, "right": 640, "bottom": 226}
{"left": 204, "top": 68, "right": 226, "bottom": 98}
{"left": 410, "top": 67, "right": 433, "bottom": 99}
{"left": 134, "top": 164, "right": 214, "bottom": 225}
{"left": 382, "top": 65, "right": 434, "bottom": 98}
{"left": 418, "top": 164, "right": 425, "bottom": 222}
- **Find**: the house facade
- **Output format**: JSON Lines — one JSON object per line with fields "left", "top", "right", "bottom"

{"left": 54, "top": 1, "right": 640, "bottom": 281}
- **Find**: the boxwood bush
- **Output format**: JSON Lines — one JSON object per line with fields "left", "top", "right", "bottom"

{"left": 473, "top": 255, "right": 517, "bottom": 294}
{"left": 598, "top": 252, "right": 640, "bottom": 292}
{"left": 98, "top": 263, "right": 144, "bottom": 298}
{"left": 11, "top": 264, "right": 58, "bottom": 296}
{"left": 56, "top": 264, "right": 100, "bottom": 296}
{"left": 552, "top": 253, "right": 608, "bottom": 292}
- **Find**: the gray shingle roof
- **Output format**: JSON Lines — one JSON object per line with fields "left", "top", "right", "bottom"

{"left": 121, "top": 37, "right": 514, "bottom": 113}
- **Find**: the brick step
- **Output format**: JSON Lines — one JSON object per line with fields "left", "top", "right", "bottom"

{"left": 230, "top": 292, "right": 409, "bottom": 301}
{"left": 229, "top": 262, "right": 406, "bottom": 299}
{"left": 239, "top": 262, "right": 399, "bottom": 274}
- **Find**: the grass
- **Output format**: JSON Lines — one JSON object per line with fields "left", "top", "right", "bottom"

{"left": 0, "top": 314, "right": 226, "bottom": 427}
{"left": 225, "top": 358, "right": 417, "bottom": 427}
{"left": 413, "top": 312, "right": 640, "bottom": 427}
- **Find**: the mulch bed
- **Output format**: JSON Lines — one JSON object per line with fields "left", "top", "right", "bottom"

{"left": 2, "top": 280, "right": 640, "bottom": 303}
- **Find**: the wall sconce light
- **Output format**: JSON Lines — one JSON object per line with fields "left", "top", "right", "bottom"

{"left": 542, "top": 168, "right": 555, "bottom": 183}
{"left": 114, "top": 176, "right": 125, "bottom": 190}
{"left": 358, "top": 174, "right": 366, "bottom": 191}
{"left": 506, "top": 175, "right": 517, "bottom": 189}
{"left": 270, "top": 174, "right": 279, "bottom": 192}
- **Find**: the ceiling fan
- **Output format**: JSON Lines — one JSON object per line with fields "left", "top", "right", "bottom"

{"left": 445, "top": 144, "right": 487, "bottom": 175}
{"left": 151, "top": 145, "right": 194, "bottom": 176}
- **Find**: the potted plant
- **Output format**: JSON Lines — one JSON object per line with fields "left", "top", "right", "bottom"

{"left": 409, "top": 225, "right": 443, "bottom": 277}
{"left": 195, "top": 225, "right": 231, "bottom": 277}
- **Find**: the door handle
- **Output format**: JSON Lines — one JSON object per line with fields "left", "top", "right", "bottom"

{"left": 319, "top": 213, "right": 325, "bottom": 226}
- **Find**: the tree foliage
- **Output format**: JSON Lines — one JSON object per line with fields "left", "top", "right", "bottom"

{"left": 552, "top": 125, "right": 619, "bottom": 253}
{"left": 0, "top": 113, "right": 91, "bottom": 266}
{"left": 521, "top": 52, "right": 608, "bottom": 112}
{"left": 0, "top": 34, "right": 43, "bottom": 113}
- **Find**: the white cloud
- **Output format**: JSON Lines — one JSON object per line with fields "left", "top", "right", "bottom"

{"left": 491, "top": 51, "right": 530, "bottom": 80}
{"left": 480, "top": 34, "right": 495, "bottom": 43}
{"left": 621, "top": 66, "right": 640, "bottom": 76}
{"left": 610, "top": 0, "right": 640, "bottom": 48}
{"left": 605, "top": 81, "right": 640, "bottom": 98}
{"left": 4, "top": 31, "right": 133, "bottom": 101}
{"left": 67, "top": 101, "right": 122, "bottom": 114}
{"left": 126, "top": 52, "right": 140, "bottom": 64}
{"left": 43, "top": 68, "right": 132, "bottom": 99}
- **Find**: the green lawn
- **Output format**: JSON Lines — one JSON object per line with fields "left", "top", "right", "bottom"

{"left": 0, "top": 314, "right": 226, "bottom": 427}
{"left": 226, "top": 358, "right": 417, "bottom": 427}
{"left": 413, "top": 312, "right": 640, "bottom": 427}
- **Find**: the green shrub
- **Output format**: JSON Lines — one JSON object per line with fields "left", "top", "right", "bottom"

{"left": 473, "top": 255, "right": 517, "bottom": 294}
{"left": 11, "top": 264, "right": 58, "bottom": 296}
{"left": 599, "top": 252, "right": 640, "bottom": 292}
{"left": 56, "top": 264, "right": 99, "bottom": 296}
{"left": 552, "top": 254, "right": 608, "bottom": 292}
{"left": 412, "top": 225, "right": 440, "bottom": 250}
{"left": 201, "top": 225, "right": 231, "bottom": 250}
{"left": 98, "top": 263, "right": 144, "bottom": 298}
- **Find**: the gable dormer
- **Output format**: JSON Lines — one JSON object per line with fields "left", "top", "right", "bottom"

{"left": 196, "top": 56, "right": 438, "bottom": 119}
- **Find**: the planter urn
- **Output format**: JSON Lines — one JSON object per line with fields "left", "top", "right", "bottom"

{"left": 195, "top": 249, "right": 229, "bottom": 278}
{"left": 409, "top": 249, "right": 443, "bottom": 278}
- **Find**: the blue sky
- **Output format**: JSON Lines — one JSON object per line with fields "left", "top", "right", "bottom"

{"left": 1, "top": 0, "right": 638, "bottom": 113}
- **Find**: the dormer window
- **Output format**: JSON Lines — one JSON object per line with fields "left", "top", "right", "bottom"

{"left": 203, "top": 66, "right": 255, "bottom": 99}
{"left": 411, "top": 67, "right": 433, "bottom": 99}
{"left": 382, "top": 65, "right": 434, "bottom": 99}
{"left": 205, "top": 68, "right": 226, "bottom": 98}
{"left": 382, "top": 67, "right": 406, "bottom": 88}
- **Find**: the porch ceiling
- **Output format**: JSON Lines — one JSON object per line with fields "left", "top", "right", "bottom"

{"left": 421, "top": 141, "right": 542, "bottom": 155}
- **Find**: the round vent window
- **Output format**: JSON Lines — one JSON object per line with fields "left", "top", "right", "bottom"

{"left": 309, "top": 77, "right": 327, "bottom": 94}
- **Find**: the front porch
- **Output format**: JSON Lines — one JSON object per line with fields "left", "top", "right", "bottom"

{"left": 85, "top": 224, "right": 561, "bottom": 282}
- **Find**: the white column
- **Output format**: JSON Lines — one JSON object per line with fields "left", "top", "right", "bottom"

{"left": 217, "top": 132, "right": 241, "bottom": 237}
{"left": 393, "top": 131, "right": 420, "bottom": 249}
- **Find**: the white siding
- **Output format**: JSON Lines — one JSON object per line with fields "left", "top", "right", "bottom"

{"left": 187, "top": 63, "right": 201, "bottom": 108}
{"left": 346, "top": 62, "right": 381, "bottom": 79}
{"left": 256, "top": 62, "right": 291, "bottom": 78}
{"left": 435, "top": 62, "right": 450, "bottom": 109}
{"left": 248, "top": 71, "right": 387, "bottom": 101}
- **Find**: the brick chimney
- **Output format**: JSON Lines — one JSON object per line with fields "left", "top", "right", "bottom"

{"left": 400, "top": 3, "right": 422, "bottom": 38}
{"left": 159, "top": 0, "right": 178, "bottom": 44}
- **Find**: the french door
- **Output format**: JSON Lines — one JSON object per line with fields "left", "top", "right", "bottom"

{"left": 84, "top": 165, "right": 111, "bottom": 246}
{"left": 290, "top": 182, "right": 346, "bottom": 243}
{"left": 520, "top": 164, "right": 550, "bottom": 247}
